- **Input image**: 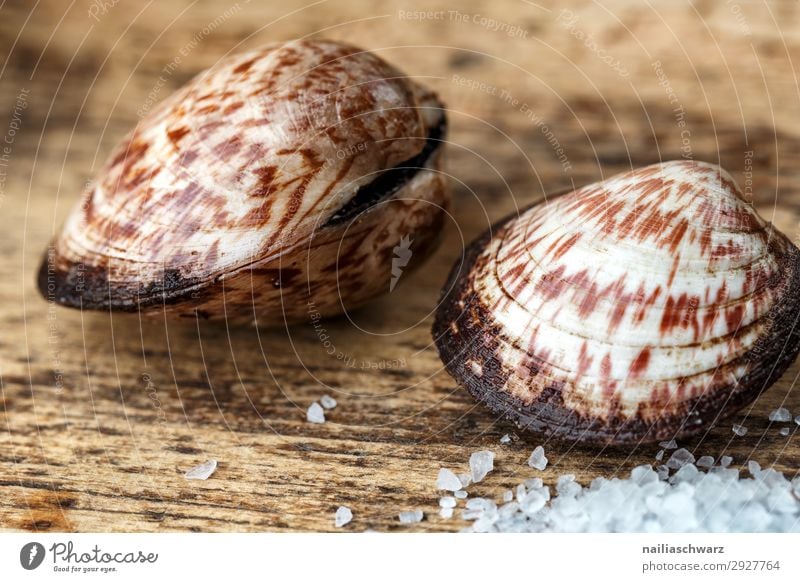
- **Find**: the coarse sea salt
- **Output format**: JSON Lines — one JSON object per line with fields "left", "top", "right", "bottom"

{"left": 320, "top": 395, "right": 338, "bottom": 410}
{"left": 470, "top": 450, "right": 495, "bottom": 483}
{"left": 436, "top": 468, "right": 462, "bottom": 491}
{"left": 334, "top": 506, "right": 352, "bottom": 528}
{"left": 500, "top": 434, "right": 512, "bottom": 444}
{"left": 184, "top": 459, "right": 218, "bottom": 480}
{"left": 780, "top": 427, "right": 791, "bottom": 437}
{"left": 732, "top": 424, "right": 748, "bottom": 436}
{"left": 769, "top": 408, "right": 792, "bottom": 422}
{"left": 696, "top": 456, "right": 714, "bottom": 468}
{"left": 457, "top": 457, "right": 800, "bottom": 532}
{"left": 399, "top": 510, "right": 424, "bottom": 524}
{"left": 666, "top": 448, "right": 695, "bottom": 470}
{"left": 528, "top": 446, "right": 548, "bottom": 470}
{"left": 307, "top": 402, "right": 325, "bottom": 424}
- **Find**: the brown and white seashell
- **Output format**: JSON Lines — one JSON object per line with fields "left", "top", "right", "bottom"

{"left": 38, "top": 39, "right": 448, "bottom": 324}
{"left": 433, "top": 161, "right": 800, "bottom": 444}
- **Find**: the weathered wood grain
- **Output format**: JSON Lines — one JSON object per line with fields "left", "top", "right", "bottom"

{"left": 1, "top": 0, "right": 800, "bottom": 532}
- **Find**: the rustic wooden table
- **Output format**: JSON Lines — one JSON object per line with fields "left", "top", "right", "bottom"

{"left": 1, "top": 0, "right": 799, "bottom": 532}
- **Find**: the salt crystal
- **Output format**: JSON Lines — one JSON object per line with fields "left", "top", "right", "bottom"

{"left": 748, "top": 460, "right": 761, "bottom": 476}
{"left": 795, "top": 416, "right": 800, "bottom": 426}
{"left": 439, "top": 496, "right": 456, "bottom": 508}
{"left": 184, "top": 459, "right": 218, "bottom": 480}
{"left": 768, "top": 408, "right": 792, "bottom": 422}
{"left": 520, "top": 490, "right": 547, "bottom": 514}
{"left": 454, "top": 490, "right": 468, "bottom": 499}
{"left": 720, "top": 455, "right": 733, "bottom": 467}
{"left": 469, "top": 450, "right": 495, "bottom": 483}
{"left": 320, "top": 395, "right": 338, "bottom": 410}
{"left": 671, "top": 463, "right": 699, "bottom": 484}
{"left": 458, "top": 473, "right": 472, "bottom": 488}
{"left": 655, "top": 449, "right": 664, "bottom": 461}
{"left": 666, "top": 448, "right": 695, "bottom": 470}
{"left": 658, "top": 439, "right": 678, "bottom": 449}
{"left": 631, "top": 465, "right": 658, "bottom": 485}
{"left": 500, "top": 434, "right": 512, "bottom": 444}
{"left": 780, "top": 427, "right": 790, "bottom": 436}
{"left": 334, "top": 506, "right": 352, "bottom": 528}
{"left": 473, "top": 515, "right": 498, "bottom": 532}
{"left": 696, "top": 456, "right": 714, "bottom": 468}
{"left": 466, "top": 498, "right": 496, "bottom": 512}
{"left": 436, "top": 468, "right": 462, "bottom": 491}
{"left": 398, "top": 510, "right": 424, "bottom": 524}
{"left": 439, "top": 507, "right": 454, "bottom": 519}
{"left": 528, "top": 446, "right": 548, "bottom": 470}
{"left": 732, "top": 424, "right": 748, "bottom": 436}
{"left": 524, "top": 477, "right": 543, "bottom": 490}
{"left": 502, "top": 489, "right": 514, "bottom": 503}
{"left": 307, "top": 402, "right": 325, "bottom": 423}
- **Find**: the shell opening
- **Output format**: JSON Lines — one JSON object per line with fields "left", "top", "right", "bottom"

{"left": 323, "top": 117, "right": 446, "bottom": 226}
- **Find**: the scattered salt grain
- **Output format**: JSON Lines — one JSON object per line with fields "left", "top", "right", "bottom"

{"left": 436, "top": 468, "right": 462, "bottom": 491}
{"left": 454, "top": 490, "right": 468, "bottom": 499}
{"left": 439, "top": 507, "right": 454, "bottom": 519}
{"left": 780, "top": 427, "right": 791, "bottom": 436}
{"left": 184, "top": 459, "right": 217, "bottom": 480}
{"left": 320, "top": 395, "right": 337, "bottom": 410}
{"left": 795, "top": 416, "right": 800, "bottom": 426}
{"left": 439, "top": 496, "right": 456, "bottom": 508}
{"left": 469, "top": 450, "right": 495, "bottom": 483}
{"left": 502, "top": 489, "right": 514, "bottom": 503}
{"left": 334, "top": 506, "right": 352, "bottom": 528}
{"left": 655, "top": 449, "right": 664, "bottom": 461}
{"left": 458, "top": 473, "right": 472, "bottom": 488}
{"left": 500, "top": 434, "right": 512, "bottom": 444}
{"left": 307, "top": 402, "right": 325, "bottom": 424}
{"left": 720, "top": 455, "right": 733, "bottom": 467}
{"left": 769, "top": 408, "right": 792, "bottom": 422}
{"left": 696, "top": 456, "right": 714, "bottom": 468}
{"left": 732, "top": 424, "right": 748, "bottom": 436}
{"left": 658, "top": 440, "right": 678, "bottom": 449}
{"left": 528, "top": 446, "right": 548, "bottom": 470}
{"left": 398, "top": 510, "right": 424, "bottom": 524}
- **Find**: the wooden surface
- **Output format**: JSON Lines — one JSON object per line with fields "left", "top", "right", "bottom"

{"left": 2, "top": 0, "right": 800, "bottom": 532}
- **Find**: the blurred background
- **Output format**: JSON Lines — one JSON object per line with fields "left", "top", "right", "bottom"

{"left": 1, "top": 0, "right": 799, "bottom": 532}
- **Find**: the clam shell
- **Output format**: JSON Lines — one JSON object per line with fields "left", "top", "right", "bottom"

{"left": 39, "top": 39, "right": 448, "bottom": 324}
{"left": 433, "top": 161, "right": 800, "bottom": 444}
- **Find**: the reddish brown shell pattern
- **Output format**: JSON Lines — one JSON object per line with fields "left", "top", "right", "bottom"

{"left": 39, "top": 39, "right": 448, "bottom": 324}
{"left": 433, "top": 161, "right": 800, "bottom": 444}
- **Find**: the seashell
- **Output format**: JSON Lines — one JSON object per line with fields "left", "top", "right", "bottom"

{"left": 38, "top": 39, "right": 448, "bottom": 324}
{"left": 433, "top": 161, "right": 800, "bottom": 444}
